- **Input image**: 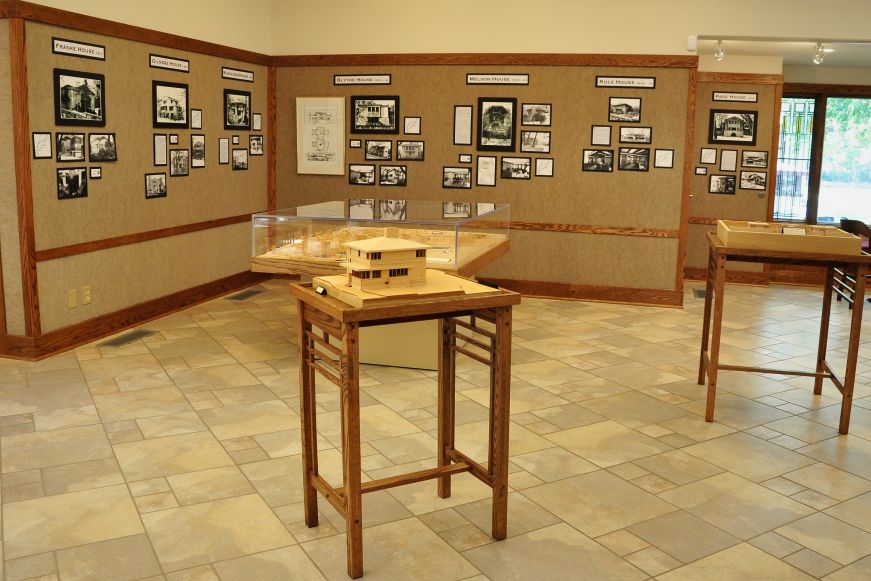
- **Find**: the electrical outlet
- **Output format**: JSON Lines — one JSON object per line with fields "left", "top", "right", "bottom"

{"left": 67, "top": 289, "right": 77, "bottom": 309}
{"left": 82, "top": 286, "right": 91, "bottom": 304}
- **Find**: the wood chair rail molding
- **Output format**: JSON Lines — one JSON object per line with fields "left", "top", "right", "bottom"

{"left": 696, "top": 72, "right": 783, "bottom": 85}
{"left": 487, "top": 278, "right": 683, "bottom": 307}
{"left": 497, "top": 221, "right": 679, "bottom": 238}
{"left": 785, "top": 83, "right": 871, "bottom": 96}
{"left": 270, "top": 53, "right": 699, "bottom": 68}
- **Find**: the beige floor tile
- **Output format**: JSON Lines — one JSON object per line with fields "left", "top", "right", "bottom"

{"left": 113, "top": 431, "right": 233, "bottom": 481}
{"left": 682, "top": 432, "right": 815, "bottom": 482}
{"left": 142, "top": 494, "right": 294, "bottom": 572}
{"left": 625, "top": 545, "right": 682, "bottom": 576}
{"left": 767, "top": 416, "right": 839, "bottom": 443}
{"left": 715, "top": 371, "right": 792, "bottom": 399}
{"left": 657, "top": 413, "right": 737, "bottom": 442}
{"left": 510, "top": 446, "right": 598, "bottom": 482}
{"left": 439, "top": 524, "right": 493, "bottom": 551}
{"left": 578, "top": 391, "right": 689, "bottom": 428}
{"left": 511, "top": 360, "right": 597, "bottom": 388}
{"left": 784, "top": 548, "right": 842, "bottom": 578}
{"left": 32, "top": 405, "right": 99, "bottom": 431}
{"left": 590, "top": 361, "right": 685, "bottom": 390}
{"left": 529, "top": 403, "right": 605, "bottom": 429}
{"left": 369, "top": 431, "right": 437, "bottom": 464}
{"left": 634, "top": 449, "right": 723, "bottom": 485}
{"left": 454, "top": 491, "right": 560, "bottom": 538}
{"left": 0, "top": 382, "right": 93, "bottom": 416}
{"left": 212, "top": 546, "right": 324, "bottom": 580}
{"left": 663, "top": 543, "right": 815, "bottom": 580}
{"left": 825, "top": 491, "right": 871, "bottom": 533}
{"left": 55, "top": 533, "right": 162, "bottom": 581}
{"left": 595, "top": 529, "right": 650, "bottom": 556}
{"left": 455, "top": 420, "right": 552, "bottom": 463}
{"left": 628, "top": 510, "right": 740, "bottom": 563}
{"left": 321, "top": 489, "right": 414, "bottom": 531}
{"left": 777, "top": 513, "right": 871, "bottom": 565}
{"left": 167, "top": 465, "right": 255, "bottom": 505}
{"left": 749, "top": 531, "right": 804, "bottom": 558}
{"left": 783, "top": 463, "right": 871, "bottom": 501}
{"left": 211, "top": 385, "right": 277, "bottom": 406}
{"left": 1, "top": 424, "right": 113, "bottom": 473}
{"left": 681, "top": 393, "right": 792, "bottom": 430}
{"left": 135, "top": 491, "right": 179, "bottom": 512}
{"left": 165, "top": 565, "right": 220, "bottom": 581}
{"left": 240, "top": 451, "right": 342, "bottom": 508}
{"left": 137, "top": 411, "right": 207, "bottom": 438}
{"left": 80, "top": 354, "right": 174, "bottom": 391}
{"left": 824, "top": 554, "right": 871, "bottom": 580}
{"left": 365, "top": 377, "right": 438, "bottom": 412}
{"left": 41, "top": 457, "right": 124, "bottom": 495}
{"left": 799, "top": 436, "right": 871, "bottom": 480}
{"left": 386, "top": 472, "right": 494, "bottom": 515}
{"left": 93, "top": 387, "right": 192, "bottom": 422}
{"left": 544, "top": 420, "right": 672, "bottom": 468}
{"left": 4, "top": 552, "right": 56, "bottom": 581}
{"left": 461, "top": 380, "right": 569, "bottom": 415}
{"left": 316, "top": 404, "right": 420, "bottom": 446}
{"left": 198, "top": 399, "right": 299, "bottom": 440}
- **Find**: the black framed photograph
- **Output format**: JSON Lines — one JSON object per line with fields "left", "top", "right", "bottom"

{"left": 477, "top": 97, "right": 517, "bottom": 151}
{"left": 349, "top": 164, "right": 375, "bottom": 185}
{"left": 56, "top": 133, "right": 85, "bottom": 162}
{"left": 232, "top": 148, "right": 248, "bottom": 170}
{"left": 535, "top": 158, "right": 554, "bottom": 177}
{"left": 609, "top": 97, "right": 641, "bottom": 123}
{"left": 379, "top": 165, "right": 407, "bottom": 186}
{"left": 89, "top": 167, "right": 101, "bottom": 179}
{"left": 379, "top": 199, "right": 407, "bottom": 221}
{"left": 350, "top": 95, "right": 399, "bottom": 134}
{"left": 742, "top": 150, "right": 769, "bottom": 168}
{"left": 501, "top": 157, "right": 531, "bottom": 179}
{"left": 191, "top": 134, "right": 205, "bottom": 168}
{"left": 521, "top": 103, "right": 551, "bottom": 126}
{"left": 582, "top": 149, "right": 614, "bottom": 172}
{"left": 654, "top": 149, "right": 674, "bottom": 169}
{"left": 349, "top": 198, "right": 375, "bottom": 219}
{"left": 57, "top": 167, "right": 87, "bottom": 199}
{"left": 169, "top": 149, "right": 189, "bottom": 176}
{"left": 443, "top": 167, "right": 472, "bottom": 189}
{"left": 190, "top": 109, "right": 202, "bottom": 130}
{"left": 152, "top": 81, "right": 188, "bottom": 129}
{"left": 365, "top": 140, "right": 392, "bottom": 160}
{"left": 520, "top": 131, "right": 550, "bottom": 154}
{"left": 443, "top": 202, "right": 471, "bottom": 218}
{"left": 32, "top": 132, "right": 52, "bottom": 159}
{"left": 618, "top": 147, "right": 650, "bottom": 171}
{"left": 224, "top": 89, "right": 251, "bottom": 130}
{"left": 88, "top": 133, "right": 117, "bottom": 162}
{"left": 145, "top": 172, "right": 167, "bottom": 199}
{"left": 619, "top": 126, "right": 652, "bottom": 144}
{"left": 710, "top": 174, "right": 737, "bottom": 195}
{"left": 54, "top": 69, "right": 105, "bottom": 127}
{"left": 591, "top": 125, "right": 611, "bottom": 146}
{"left": 709, "top": 109, "right": 758, "bottom": 145}
{"left": 397, "top": 140, "right": 424, "bottom": 161}
{"left": 404, "top": 117, "right": 421, "bottom": 134}
{"left": 740, "top": 170, "right": 767, "bottom": 190}
{"left": 153, "top": 134, "right": 167, "bottom": 166}
{"left": 249, "top": 135, "right": 263, "bottom": 156}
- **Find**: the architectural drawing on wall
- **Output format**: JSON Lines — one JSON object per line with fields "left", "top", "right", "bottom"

{"left": 477, "top": 156, "right": 497, "bottom": 186}
{"left": 379, "top": 199, "right": 407, "bottom": 220}
{"left": 296, "top": 97, "right": 345, "bottom": 174}
{"left": 349, "top": 198, "right": 376, "bottom": 219}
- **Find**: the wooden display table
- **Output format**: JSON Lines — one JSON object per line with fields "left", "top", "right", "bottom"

{"left": 290, "top": 282, "right": 520, "bottom": 578}
{"left": 698, "top": 231, "right": 871, "bottom": 434}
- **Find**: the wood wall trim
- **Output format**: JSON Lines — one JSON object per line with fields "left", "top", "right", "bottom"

{"left": 0, "top": 213, "right": 5, "bottom": 334}
{"left": 696, "top": 72, "right": 784, "bottom": 85}
{"left": 0, "top": 1, "right": 270, "bottom": 65}
{"left": 767, "top": 82, "right": 783, "bottom": 220}
{"left": 688, "top": 216, "right": 718, "bottom": 225}
{"left": 0, "top": 270, "right": 269, "bottom": 360}
{"left": 270, "top": 53, "right": 699, "bottom": 68}
{"left": 483, "top": 278, "right": 683, "bottom": 307}
{"left": 267, "top": 66, "right": 277, "bottom": 212}
{"left": 676, "top": 67, "right": 696, "bottom": 294}
{"left": 9, "top": 17, "right": 38, "bottom": 337}
{"left": 490, "top": 221, "right": 679, "bottom": 238}
{"left": 684, "top": 267, "right": 768, "bottom": 286}
{"left": 34, "top": 214, "right": 254, "bottom": 262}
{"left": 785, "top": 83, "right": 871, "bottom": 96}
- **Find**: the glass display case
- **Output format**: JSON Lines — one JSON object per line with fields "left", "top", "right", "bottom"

{"left": 251, "top": 200, "right": 510, "bottom": 277}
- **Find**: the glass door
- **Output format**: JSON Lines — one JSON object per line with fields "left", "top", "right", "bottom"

{"left": 817, "top": 97, "right": 871, "bottom": 224}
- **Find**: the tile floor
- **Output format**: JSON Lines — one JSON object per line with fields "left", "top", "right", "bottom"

{"left": 2, "top": 280, "right": 871, "bottom": 580}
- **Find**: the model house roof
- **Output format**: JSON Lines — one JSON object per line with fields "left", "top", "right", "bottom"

{"left": 344, "top": 228, "right": 430, "bottom": 252}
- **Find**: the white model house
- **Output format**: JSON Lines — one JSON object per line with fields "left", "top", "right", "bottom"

{"left": 344, "top": 227, "right": 429, "bottom": 290}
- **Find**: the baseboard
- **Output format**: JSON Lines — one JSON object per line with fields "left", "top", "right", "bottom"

{"left": 769, "top": 269, "right": 826, "bottom": 286}
{"left": 0, "top": 271, "right": 269, "bottom": 361}
{"left": 684, "top": 268, "right": 769, "bottom": 286}
{"left": 483, "top": 278, "right": 683, "bottom": 307}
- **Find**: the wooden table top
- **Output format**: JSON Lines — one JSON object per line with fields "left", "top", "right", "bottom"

{"left": 706, "top": 231, "right": 871, "bottom": 265}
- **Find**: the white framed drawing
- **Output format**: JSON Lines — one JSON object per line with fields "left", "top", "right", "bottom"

{"left": 720, "top": 149, "right": 737, "bottom": 172}
{"left": 654, "top": 149, "right": 674, "bottom": 169}
{"left": 535, "top": 158, "right": 554, "bottom": 177}
{"left": 476, "top": 155, "right": 497, "bottom": 187}
{"left": 296, "top": 97, "right": 345, "bottom": 175}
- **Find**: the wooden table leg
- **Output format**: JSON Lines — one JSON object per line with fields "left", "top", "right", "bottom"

{"left": 840, "top": 264, "right": 866, "bottom": 434}
{"left": 705, "top": 253, "right": 727, "bottom": 422}
{"left": 340, "top": 322, "right": 363, "bottom": 579}
{"left": 437, "top": 318, "right": 456, "bottom": 499}
{"left": 490, "top": 307, "right": 512, "bottom": 540}
{"left": 698, "top": 245, "right": 717, "bottom": 385}
{"left": 815, "top": 266, "right": 835, "bottom": 395}
{"left": 297, "top": 302, "right": 319, "bottom": 527}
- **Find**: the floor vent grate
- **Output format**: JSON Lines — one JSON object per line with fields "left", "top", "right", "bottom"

{"left": 98, "top": 329, "right": 155, "bottom": 347}
{"left": 228, "top": 289, "right": 265, "bottom": 301}
{"left": 693, "top": 289, "right": 707, "bottom": 299}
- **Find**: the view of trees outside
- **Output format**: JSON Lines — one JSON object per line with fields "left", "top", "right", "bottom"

{"left": 818, "top": 97, "right": 871, "bottom": 223}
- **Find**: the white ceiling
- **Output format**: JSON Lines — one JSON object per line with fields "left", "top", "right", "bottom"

{"left": 698, "top": 38, "right": 871, "bottom": 68}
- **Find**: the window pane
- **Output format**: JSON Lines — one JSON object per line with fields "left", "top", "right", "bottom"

{"left": 817, "top": 97, "right": 871, "bottom": 224}
{"left": 774, "top": 97, "right": 815, "bottom": 221}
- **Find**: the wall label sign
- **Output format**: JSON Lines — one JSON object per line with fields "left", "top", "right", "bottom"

{"left": 466, "top": 73, "right": 529, "bottom": 85}
{"left": 333, "top": 74, "right": 392, "bottom": 85}
{"left": 713, "top": 91, "right": 758, "bottom": 103}
{"left": 149, "top": 53, "right": 190, "bottom": 73}
{"left": 595, "top": 76, "right": 656, "bottom": 89}
{"left": 52, "top": 37, "right": 105, "bottom": 60}
{"left": 222, "top": 67, "right": 254, "bottom": 83}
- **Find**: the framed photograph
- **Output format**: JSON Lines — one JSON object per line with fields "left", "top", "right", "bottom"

{"left": 654, "top": 149, "right": 674, "bottom": 169}
{"left": 190, "top": 109, "right": 202, "bottom": 129}
{"left": 453, "top": 105, "right": 473, "bottom": 146}
{"left": 349, "top": 139, "right": 362, "bottom": 148}
{"left": 232, "top": 135, "right": 240, "bottom": 145}
{"left": 500, "top": 156, "right": 531, "bottom": 179}
{"left": 477, "top": 97, "right": 517, "bottom": 151}
{"left": 521, "top": 103, "right": 551, "bottom": 126}
{"left": 249, "top": 135, "right": 264, "bottom": 156}
{"left": 477, "top": 156, "right": 497, "bottom": 187}
{"left": 379, "top": 165, "right": 407, "bottom": 186}
{"left": 296, "top": 97, "right": 344, "bottom": 175}
{"left": 152, "top": 81, "right": 188, "bottom": 129}
{"left": 443, "top": 167, "right": 472, "bottom": 189}
{"left": 90, "top": 167, "right": 101, "bottom": 179}
{"left": 609, "top": 97, "right": 641, "bottom": 123}
{"left": 700, "top": 148, "right": 717, "bottom": 164}
{"left": 379, "top": 199, "right": 407, "bottom": 221}
{"left": 477, "top": 202, "right": 496, "bottom": 215}
{"left": 145, "top": 172, "right": 167, "bottom": 199}
{"left": 252, "top": 112, "right": 262, "bottom": 131}
{"left": 582, "top": 149, "right": 614, "bottom": 172}
{"left": 57, "top": 167, "right": 87, "bottom": 199}
{"left": 709, "top": 174, "right": 737, "bottom": 195}
{"left": 54, "top": 69, "right": 105, "bottom": 127}
{"left": 591, "top": 125, "right": 611, "bottom": 146}
{"left": 740, "top": 170, "right": 767, "bottom": 190}
{"left": 232, "top": 148, "right": 248, "bottom": 170}
{"left": 397, "top": 140, "right": 424, "bottom": 161}
{"left": 191, "top": 134, "right": 205, "bottom": 168}
{"left": 404, "top": 117, "right": 421, "bottom": 134}
{"left": 350, "top": 95, "right": 399, "bottom": 134}
{"left": 742, "top": 150, "right": 769, "bottom": 168}
{"left": 709, "top": 109, "right": 758, "bottom": 145}
{"left": 218, "top": 138, "right": 229, "bottom": 165}
{"left": 619, "top": 126, "right": 652, "bottom": 144}
{"left": 443, "top": 202, "right": 471, "bottom": 218}
{"left": 153, "top": 134, "right": 167, "bottom": 166}
{"left": 169, "top": 149, "right": 189, "bottom": 176}
{"left": 618, "top": 147, "right": 650, "bottom": 171}
{"left": 535, "top": 158, "right": 554, "bottom": 177}
{"left": 169, "top": 134, "right": 179, "bottom": 145}
{"left": 55, "top": 133, "right": 85, "bottom": 162}
{"left": 349, "top": 164, "right": 375, "bottom": 185}
{"left": 349, "top": 198, "right": 375, "bottom": 219}
{"left": 88, "top": 133, "right": 117, "bottom": 162}
{"left": 695, "top": 167, "right": 708, "bottom": 175}
{"left": 365, "top": 140, "right": 392, "bottom": 160}
{"left": 520, "top": 131, "right": 551, "bottom": 153}
{"left": 720, "top": 149, "right": 738, "bottom": 172}
{"left": 459, "top": 153, "right": 472, "bottom": 163}
{"left": 224, "top": 89, "right": 251, "bottom": 130}
{"left": 32, "top": 132, "right": 52, "bottom": 159}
